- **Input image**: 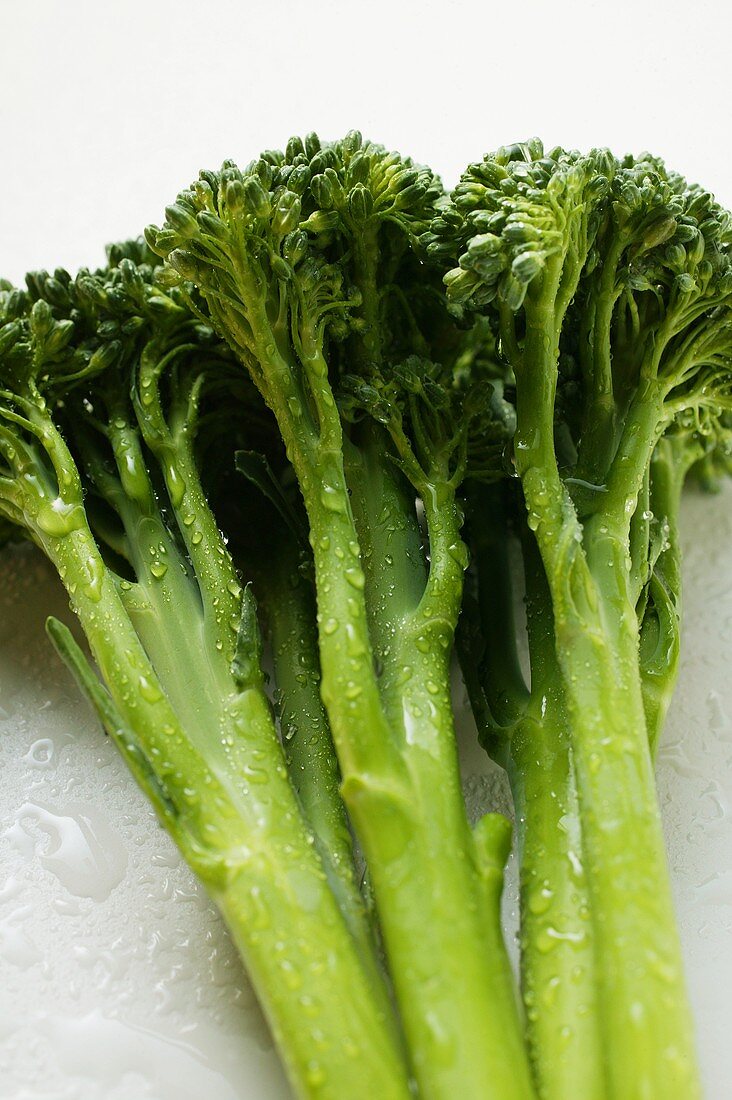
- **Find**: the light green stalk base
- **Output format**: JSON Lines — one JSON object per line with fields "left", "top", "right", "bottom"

{"left": 45, "top": 523, "right": 411, "bottom": 1100}
{"left": 462, "top": 492, "right": 603, "bottom": 1100}
{"left": 512, "top": 295, "right": 700, "bottom": 1100}
{"left": 508, "top": 711, "right": 603, "bottom": 1100}
{"left": 555, "top": 599, "right": 700, "bottom": 1100}
{"left": 342, "top": 433, "right": 535, "bottom": 1100}
{"left": 258, "top": 543, "right": 388, "bottom": 1005}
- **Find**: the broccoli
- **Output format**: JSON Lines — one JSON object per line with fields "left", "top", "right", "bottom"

{"left": 0, "top": 253, "right": 411, "bottom": 1100}
{"left": 3, "top": 131, "right": 730, "bottom": 1100}
{"left": 431, "top": 140, "right": 732, "bottom": 1100}
{"left": 147, "top": 132, "right": 536, "bottom": 1100}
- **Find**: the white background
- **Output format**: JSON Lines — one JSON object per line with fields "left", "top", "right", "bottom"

{"left": 1, "top": 2, "right": 731, "bottom": 1098}
{"left": 2, "top": 0, "right": 732, "bottom": 282}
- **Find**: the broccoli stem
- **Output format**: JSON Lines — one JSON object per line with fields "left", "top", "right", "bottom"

{"left": 94, "top": 389, "right": 400, "bottom": 1052}
{"left": 514, "top": 301, "right": 700, "bottom": 1100}
{"left": 76, "top": 408, "right": 234, "bottom": 735}
{"left": 509, "top": 710, "right": 604, "bottom": 1100}
{"left": 133, "top": 345, "right": 243, "bottom": 657}
{"left": 462, "top": 489, "right": 604, "bottom": 1100}
{"left": 344, "top": 423, "right": 428, "bottom": 669}
{"left": 180, "top": 209, "right": 536, "bottom": 1097}
{"left": 510, "top": 562, "right": 603, "bottom": 1100}
{"left": 40, "top": 518, "right": 412, "bottom": 1100}
{"left": 303, "top": 449, "right": 533, "bottom": 1097}
{"left": 550, "top": 589, "right": 698, "bottom": 1099}
{"left": 344, "top": 426, "right": 535, "bottom": 1100}
{"left": 256, "top": 541, "right": 385, "bottom": 986}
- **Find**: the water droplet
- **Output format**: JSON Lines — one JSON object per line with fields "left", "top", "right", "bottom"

{"left": 319, "top": 485, "right": 345, "bottom": 513}
{"left": 138, "top": 676, "right": 162, "bottom": 703}
{"left": 7, "top": 801, "right": 127, "bottom": 901}
{"left": 528, "top": 885, "right": 554, "bottom": 915}
{"left": 244, "top": 765, "right": 268, "bottom": 785}
{"left": 305, "top": 1061, "right": 325, "bottom": 1088}
{"left": 344, "top": 623, "right": 366, "bottom": 657}
{"left": 35, "top": 498, "right": 85, "bottom": 538}
{"left": 165, "top": 463, "right": 185, "bottom": 508}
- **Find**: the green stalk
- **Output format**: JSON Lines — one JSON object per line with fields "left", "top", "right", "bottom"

{"left": 548, "top": 582, "right": 698, "bottom": 1099}
{"left": 344, "top": 426, "right": 535, "bottom": 1100}
{"left": 168, "top": 205, "right": 535, "bottom": 1098}
{"left": 508, "top": 711, "right": 602, "bottom": 1100}
{"left": 510, "top": 543, "right": 603, "bottom": 1100}
{"left": 88, "top": 375, "right": 401, "bottom": 1060}
{"left": 273, "top": 409, "right": 532, "bottom": 1098}
{"left": 41, "top": 519, "right": 412, "bottom": 1100}
{"left": 514, "top": 294, "right": 699, "bottom": 1100}
{"left": 255, "top": 540, "right": 383, "bottom": 981}
{"left": 344, "top": 423, "right": 428, "bottom": 671}
{"left": 304, "top": 451, "right": 520, "bottom": 1100}
{"left": 133, "top": 342, "right": 243, "bottom": 657}
{"left": 76, "top": 407, "right": 231, "bottom": 731}
{"left": 463, "top": 489, "right": 603, "bottom": 1100}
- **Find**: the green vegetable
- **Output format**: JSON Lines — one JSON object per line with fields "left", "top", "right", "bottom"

{"left": 433, "top": 140, "right": 732, "bottom": 1100}
{"left": 231, "top": 444, "right": 379, "bottom": 972}
{"left": 2, "top": 131, "right": 730, "bottom": 1100}
{"left": 147, "top": 132, "right": 536, "bottom": 1100}
{"left": 457, "top": 484, "right": 604, "bottom": 1100}
{"left": 0, "top": 254, "right": 410, "bottom": 1100}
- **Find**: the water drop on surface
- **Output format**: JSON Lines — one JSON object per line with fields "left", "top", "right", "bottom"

{"left": 138, "top": 676, "right": 162, "bottom": 703}
{"left": 319, "top": 485, "right": 345, "bottom": 514}
{"left": 344, "top": 568, "right": 365, "bottom": 591}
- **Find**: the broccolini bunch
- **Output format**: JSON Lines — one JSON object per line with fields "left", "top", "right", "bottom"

{"left": 2, "top": 133, "right": 730, "bottom": 1100}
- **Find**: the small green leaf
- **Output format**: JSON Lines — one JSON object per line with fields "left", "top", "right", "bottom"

{"left": 231, "top": 583, "right": 264, "bottom": 689}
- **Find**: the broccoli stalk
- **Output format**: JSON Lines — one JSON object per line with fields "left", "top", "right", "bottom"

{"left": 261, "top": 544, "right": 371, "bottom": 935}
{"left": 0, "top": 263, "right": 411, "bottom": 1100}
{"left": 149, "top": 132, "right": 536, "bottom": 1100}
{"left": 227, "top": 448, "right": 383, "bottom": 986}
{"left": 337, "top": 180, "right": 531, "bottom": 1097}
{"left": 457, "top": 484, "right": 604, "bottom": 1100}
{"left": 435, "top": 140, "right": 732, "bottom": 1099}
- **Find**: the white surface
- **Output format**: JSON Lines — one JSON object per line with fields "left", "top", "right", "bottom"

{"left": 1, "top": 0, "right": 732, "bottom": 284}
{"left": 1, "top": 2, "right": 731, "bottom": 1096}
